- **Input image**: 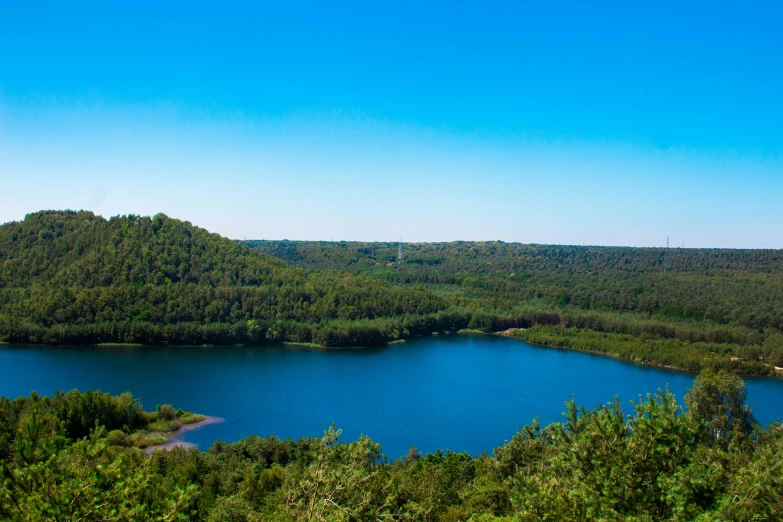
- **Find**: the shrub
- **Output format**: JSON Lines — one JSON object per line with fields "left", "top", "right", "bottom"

{"left": 157, "top": 404, "right": 177, "bottom": 421}
{"left": 149, "top": 419, "right": 181, "bottom": 433}
{"left": 106, "top": 429, "right": 129, "bottom": 447}
{"left": 179, "top": 413, "right": 206, "bottom": 425}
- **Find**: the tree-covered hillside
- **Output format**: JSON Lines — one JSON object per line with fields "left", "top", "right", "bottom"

{"left": 0, "top": 211, "right": 448, "bottom": 346}
{"left": 2, "top": 211, "right": 782, "bottom": 375}
{"left": 244, "top": 240, "right": 783, "bottom": 374}
{"left": 243, "top": 240, "right": 783, "bottom": 329}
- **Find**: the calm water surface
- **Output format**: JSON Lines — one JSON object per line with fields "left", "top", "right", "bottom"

{"left": 2, "top": 335, "right": 782, "bottom": 459}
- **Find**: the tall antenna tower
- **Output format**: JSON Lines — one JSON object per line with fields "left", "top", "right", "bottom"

{"left": 664, "top": 236, "right": 670, "bottom": 273}
{"left": 397, "top": 236, "right": 403, "bottom": 266}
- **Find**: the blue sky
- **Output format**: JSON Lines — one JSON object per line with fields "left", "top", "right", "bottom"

{"left": 1, "top": 1, "right": 781, "bottom": 247}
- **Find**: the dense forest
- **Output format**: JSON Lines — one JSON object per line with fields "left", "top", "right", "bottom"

{"left": 244, "top": 239, "right": 783, "bottom": 375}
{"left": 2, "top": 370, "right": 782, "bottom": 520}
{"left": 1, "top": 211, "right": 782, "bottom": 376}
{"left": 2, "top": 212, "right": 783, "bottom": 519}
{"left": 0, "top": 211, "right": 449, "bottom": 347}
{"left": 244, "top": 240, "right": 783, "bottom": 329}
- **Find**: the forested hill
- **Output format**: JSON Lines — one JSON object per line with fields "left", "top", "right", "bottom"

{"left": 243, "top": 239, "right": 783, "bottom": 375}
{"left": 1, "top": 211, "right": 290, "bottom": 288}
{"left": 0, "top": 211, "right": 448, "bottom": 346}
{"left": 3, "top": 212, "right": 783, "bottom": 375}
{"left": 244, "top": 240, "right": 783, "bottom": 331}
{"left": 243, "top": 240, "right": 783, "bottom": 276}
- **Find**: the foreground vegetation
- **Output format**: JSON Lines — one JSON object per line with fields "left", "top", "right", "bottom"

{"left": 1, "top": 211, "right": 782, "bottom": 376}
{"left": 0, "top": 389, "right": 203, "bottom": 457}
{"left": 2, "top": 370, "right": 781, "bottom": 521}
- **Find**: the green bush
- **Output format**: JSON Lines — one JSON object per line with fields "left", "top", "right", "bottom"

{"left": 3, "top": 378, "right": 783, "bottom": 521}
{"left": 148, "top": 418, "right": 181, "bottom": 433}
{"left": 179, "top": 413, "right": 206, "bottom": 425}
{"left": 105, "top": 429, "right": 129, "bottom": 447}
{"left": 157, "top": 404, "right": 178, "bottom": 421}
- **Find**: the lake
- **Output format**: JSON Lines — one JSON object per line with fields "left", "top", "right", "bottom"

{"left": 1, "top": 334, "right": 782, "bottom": 459}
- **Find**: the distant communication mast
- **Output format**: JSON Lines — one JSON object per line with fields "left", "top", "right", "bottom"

{"left": 397, "top": 236, "right": 403, "bottom": 266}
{"left": 664, "top": 236, "right": 671, "bottom": 273}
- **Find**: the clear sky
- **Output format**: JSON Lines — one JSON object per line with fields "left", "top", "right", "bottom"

{"left": 1, "top": 1, "right": 781, "bottom": 247}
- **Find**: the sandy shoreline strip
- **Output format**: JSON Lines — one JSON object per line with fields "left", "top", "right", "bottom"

{"left": 496, "top": 328, "right": 526, "bottom": 336}
{"left": 145, "top": 415, "right": 225, "bottom": 453}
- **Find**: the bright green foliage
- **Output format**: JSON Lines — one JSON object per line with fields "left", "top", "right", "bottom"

{"left": 275, "top": 424, "right": 387, "bottom": 521}
{"left": 247, "top": 238, "right": 783, "bottom": 375}
{"left": 1, "top": 416, "right": 196, "bottom": 521}
{"left": 506, "top": 393, "right": 702, "bottom": 520}
{"left": 3, "top": 212, "right": 782, "bottom": 519}
{"left": 2, "top": 211, "right": 782, "bottom": 375}
{"left": 245, "top": 239, "right": 783, "bottom": 332}
{"left": 0, "top": 211, "right": 447, "bottom": 347}
{"left": 512, "top": 325, "right": 776, "bottom": 376}
{"left": 684, "top": 368, "right": 756, "bottom": 446}
{"left": 2, "top": 371, "right": 782, "bottom": 520}
{"left": 0, "top": 389, "right": 203, "bottom": 461}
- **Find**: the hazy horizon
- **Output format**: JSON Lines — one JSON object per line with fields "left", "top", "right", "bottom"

{"left": 3, "top": 209, "right": 779, "bottom": 251}
{"left": 2, "top": 1, "right": 781, "bottom": 248}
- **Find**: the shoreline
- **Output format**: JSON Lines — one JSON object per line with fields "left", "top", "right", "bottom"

{"left": 494, "top": 331, "right": 783, "bottom": 380}
{"left": 3, "top": 331, "right": 779, "bottom": 381}
{"left": 144, "top": 415, "right": 225, "bottom": 454}
{"left": 495, "top": 330, "right": 699, "bottom": 375}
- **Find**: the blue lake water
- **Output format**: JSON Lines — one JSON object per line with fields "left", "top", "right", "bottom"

{"left": 1, "top": 334, "right": 782, "bottom": 459}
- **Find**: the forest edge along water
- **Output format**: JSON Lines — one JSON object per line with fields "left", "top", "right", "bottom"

{"left": 1, "top": 213, "right": 782, "bottom": 519}
{"left": 4, "top": 213, "right": 783, "bottom": 383}
{"left": 492, "top": 329, "right": 781, "bottom": 377}
{"left": 2, "top": 334, "right": 782, "bottom": 459}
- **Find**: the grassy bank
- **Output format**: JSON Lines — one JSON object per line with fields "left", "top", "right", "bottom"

{"left": 509, "top": 325, "right": 779, "bottom": 376}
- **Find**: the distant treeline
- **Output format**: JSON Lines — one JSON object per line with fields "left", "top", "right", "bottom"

{"left": 244, "top": 239, "right": 783, "bottom": 375}
{"left": 1, "top": 211, "right": 782, "bottom": 376}
{"left": 244, "top": 239, "right": 783, "bottom": 276}
{"left": 3, "top": 371, "right": 783, "bottom": 520}
{"left": 244, "top": 240, "right": 783, "bottom": 330}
